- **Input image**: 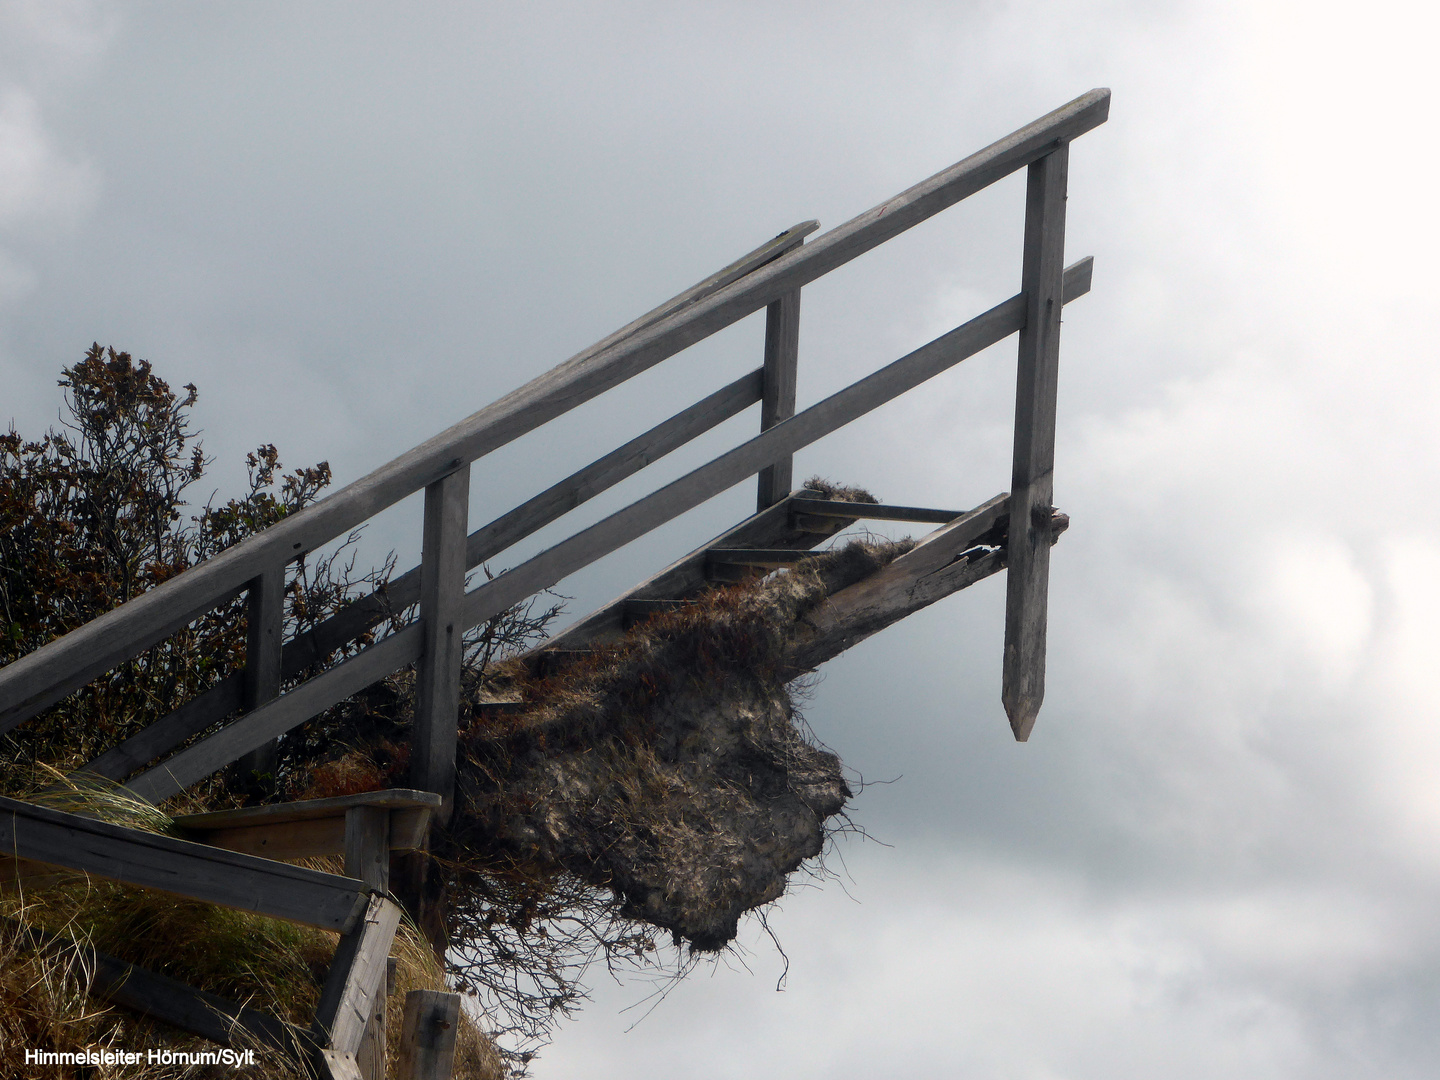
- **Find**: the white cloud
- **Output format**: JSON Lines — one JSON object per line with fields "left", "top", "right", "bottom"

{"left": 0, "top": 88, "right": 97, "bottom": 231}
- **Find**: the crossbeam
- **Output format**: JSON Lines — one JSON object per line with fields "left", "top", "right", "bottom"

{"left": 0, "top": 88, "right": 1109, "bottom": 735}
{"left": 120, "top": 257, "right": 1090, "bottom": 802}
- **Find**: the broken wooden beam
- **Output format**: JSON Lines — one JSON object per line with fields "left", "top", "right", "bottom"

{"left": 787, "top": 496, "right": 1069, "bottom": 672}
{"left": 313, "top": 894, "right": 403, "bottom": 1059}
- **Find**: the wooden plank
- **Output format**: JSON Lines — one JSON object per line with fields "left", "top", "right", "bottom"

{"left": 537, "top": 490, "right": 846, "bottom": 653}
{"left": 0, "top": 89, "right": 1109, "bottom": 736}
{"left": 396, "top": 990, "right": 461, "bottom": 1080}
{"left": 319, "top": 1050, "right": 365, "bottom": 1080}
{"left": 789, "top": 499, "right": 964, "bottom": 524}
{"left": 1003, "top": 145, "right": 1069, "bottom": 742}
{"left": 757, "top": 287, "right": 802, "bottom": 510}
{"left": 176, "top": 789, "right": 441, "bottom": 829}
{"left": 787, "top": 495, "right": 1009, "bottom": 669}
{"left": 357, "top": 959, "right": 398, "bottom": 1080}
{"left": 344, "top": 806, "right": 390, "bottom": 892}
{"left": 183, "top": 816, "right": 349, "bottom": 863}
{"left": 462, "top": 367, "right": 765, "bottom": 571}
{"left": 706, "top": 548, "right": 811, "bottom": 566}
{"left": 126, "top": 623, "right": 423, "bottom": 804}
{"left": 0, "top": 795, "right": 370, "bottom": 933}
{"left": 343, "top": 808, "right": 391, "bottom": 1080}
{"left": 313, "top": 895, "right": 403, "bottom": 1056}
{"left": 411, "top": 464, "right": 471, "bottom": 813}
{"left": 5, "top": 917, "right": 312, "bottom": 1055}
{"left": 180, "top": 806, "right": 432, "bottom": 862}
{"left": 239, "top": 565, "right": 286, "bottom": 780}
{"left": 459, "top": 259, "right": 1093, "bottom": 638}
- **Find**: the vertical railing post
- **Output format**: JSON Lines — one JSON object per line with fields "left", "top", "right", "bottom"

{"left": 345, "top": 806, "right": 392, "bottom": 1080}
{"left": 410, "top": 462, "right": 471, "bottom": 817}
{"left": 1003, "top": 143, "right": 1069, "bottom": 742}
{"left": 756, "top": 282, "right": 802, "bottom": 511}
{"left": 238, "top": 565, "right": 284, "bottom": 780}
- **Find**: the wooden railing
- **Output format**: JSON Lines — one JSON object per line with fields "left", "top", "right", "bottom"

{"left": 0, "top": 88, "right": 1110, "bottom": 806}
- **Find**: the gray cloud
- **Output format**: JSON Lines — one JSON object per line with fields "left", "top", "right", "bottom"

{"left": 3, "top": 0, "right": 1438, "bottom": 1074}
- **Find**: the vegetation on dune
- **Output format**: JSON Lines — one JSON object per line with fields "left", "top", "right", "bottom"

{"left": 1, "top": 345, "right": 897, "bottom": 1073}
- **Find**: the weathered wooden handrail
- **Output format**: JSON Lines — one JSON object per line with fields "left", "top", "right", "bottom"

{"left": 0, "top": 88, "right": 1108, "bottom": 733}
{"left": 124, "top": 257, "right": 1092, "bottom": 803}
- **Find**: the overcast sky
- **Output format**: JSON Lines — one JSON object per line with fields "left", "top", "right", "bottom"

{"left": 5, "top": 1, "right": 1440, "bottom": 1076}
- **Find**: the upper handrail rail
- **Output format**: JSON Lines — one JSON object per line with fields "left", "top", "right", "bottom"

{"left": 0, "top": 87, "right": 1109, "bottom": 731}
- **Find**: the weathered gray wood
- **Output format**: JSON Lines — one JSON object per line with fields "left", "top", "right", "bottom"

{"left": 318, "top": 1051, "right": 365, "bottom": 1080}
{"left": 412, "top": 464, "right": 471, "bottom": 813}
{"left": 787, "top": 495, "right": 1009, "bottom": 670}
{"left": 463, "top": 366, "right": 765, "bottom": 570}
{"left": 5, "top": 917, "right": 312, "bottom": 1055}
{"left": 356, "top": 957, "right": 398, "bottom": 1080}
{"left": 342, "top": 808, "right": 393, "bottom": 1080}
{"left": 0, "top": 794, "right": 371, "bottom": 932}
{"left": 239, "top": 565, "right": 286, "bottom": 780}
{"left": 397, "top": 990, "right": 462, "bottom": 1080}
{"left": 0, "top": 89, "right": 1109, "bottom": 736}
{"left": 790, "top": 500, "right": 964, "bottom": 524}
{"left": 538, "top": 490, "right": 847, "bottom": 653}
{"left": 707, "top": 548, "right": 811, "bottom": 566}
{"left": 1004, "top": 145, "right": 1069, "bottom": 742}
{"left": 757, "top": 286, "right": 801, "bottom": 510}
{"left": 344, "top": 806, "right": 390, "bottom": 892}
{"left": 113, "top": 258, "right": 1089, "bottom": 803}
{"left": 78, "top": 369, "right": 769, "bottom": 783}
{"left": 575, "top": 220, "right": 818, "bottom": 365}
{"left": 459, "top": 259, "right": 1093, "bottom": 638}
{"left": 356, "top": 999, "right": 386, "bottom": 1080}
{"left": 0, "top": 222, "right": 812, "bottom": 736}
{"left": 177, "top": 808, "right": 429, "bottom": 863}
{"left": 176, "top": 789, "right": 441, "bottom": 830}
{"left": 314, "top": 894, "right": 403, "bottom": 1055}
{"left": 126, "top": 623, "right": 423, "bottom": 804}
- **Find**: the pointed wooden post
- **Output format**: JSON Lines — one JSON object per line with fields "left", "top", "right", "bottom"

{"left": 1003, "top": 143, "right": 1069, "bottom": 741}
{"left": 756, "top": 282, "right": 802, "bottom": 511}
{"left": 238, "top": 565, "right": 285, "bottom": 779}
{"left": 411, "top": 462, "right": 471, "bottom": 817}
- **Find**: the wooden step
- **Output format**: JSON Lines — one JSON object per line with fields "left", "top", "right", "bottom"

{"left": 173, "top": 789, "right": 441, "bottom": 864}
{"left": 530, "top": 490, "right": 861, "bottom": 656}
{"left": 789, "top": 499, "right": 965, "bottom": 529}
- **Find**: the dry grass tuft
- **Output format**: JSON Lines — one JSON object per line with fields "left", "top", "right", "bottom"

{"left": 801, "top": 475, "right": 879, "bottom": 504}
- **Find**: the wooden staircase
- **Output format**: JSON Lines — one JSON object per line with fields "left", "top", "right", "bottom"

{"left": 0, "top": 90, "right": 1109, "bottom": 1077}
